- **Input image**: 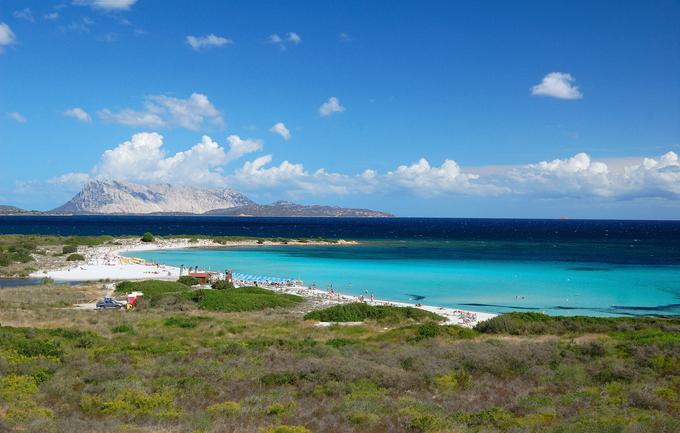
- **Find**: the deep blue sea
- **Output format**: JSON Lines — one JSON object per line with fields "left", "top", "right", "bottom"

{"left": 2, "top": 216, "right": 679, "bottom": 317}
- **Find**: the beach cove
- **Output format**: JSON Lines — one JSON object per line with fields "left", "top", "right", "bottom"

{"left": 30, "top": 237, "right": 496, "bottom": 327}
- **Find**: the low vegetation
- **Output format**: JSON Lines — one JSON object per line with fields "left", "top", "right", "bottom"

{"left": 115, "top": 279, "right": 304, "bottom": 313}
{"left": 177, "top": 275, "right": 200, "bottom": 286}
{"left": 0, "top": 281, "right": 679, "bottom": 433}
{"left": 475, "top": 311, "right": 680, "bottom": 335}
{"left": 141, "top": 232, "right": 155, "bottom": 242}
{"left": 304, "top": 302, "right": 445, "bottom": 323}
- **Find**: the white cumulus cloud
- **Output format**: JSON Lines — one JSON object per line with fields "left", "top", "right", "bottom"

{"left": 73, "top": 0, "right": 138, "bottom": 11}
{"left": 186, "top": 34, "right": 233, "bottom": 50}
{"left": 53, "top": 132, "right": 264, "bottom": 188}
{"left": 64, "top": 107, "right": 92, "bottom": 123}
{"left": 386, "top": 158, "right": 505, "bottom": 196}
{"left": 224, "top": 135, "right": 263, "bottom": 162}
{"left": 8, "top": 112, "right": 27, "bottom": 123}
{"left": 319, "top": 97, "right": 345, "bottom": 117}
{"left": 269, "top": 122, "right": 291, "bottom": 140}
{"left": 44, "top": 12, "right": 60, "bottom": 21}
{"left": 99, "top": 93, "right": 223, "bottom": 130}
{"left": 0, "top": 23, "right": 17, "bottom": 50}
{"left": 287, "top": 32, "right": 301, "bottom": 44}
{"left": 531, "top": 72, "right": 583, "bottom": 100}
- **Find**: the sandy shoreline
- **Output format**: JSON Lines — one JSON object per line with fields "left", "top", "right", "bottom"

{"left": 31, "top": 238, "right": 496, "bottom": 327}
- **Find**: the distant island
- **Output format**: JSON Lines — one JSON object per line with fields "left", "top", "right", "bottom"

{"left": 2, "top": 180, "right": 394, "bottom": 217}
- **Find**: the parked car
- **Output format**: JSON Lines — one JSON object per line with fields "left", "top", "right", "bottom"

{"left": 96, "top": 297, "right": 125, "bottom": 309}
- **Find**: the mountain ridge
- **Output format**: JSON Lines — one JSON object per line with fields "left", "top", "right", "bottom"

{"left": 49, "top": 180, "right": 394, "bottom": 217}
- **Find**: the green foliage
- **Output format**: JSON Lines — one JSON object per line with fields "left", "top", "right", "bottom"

{"left": 62, "top": 245, "right": 77, "bottom": 254}
{"left": 475, "top": 312, "right": 680, "bottom": 335}
{"left": 434, "top": 370, "right": 472, "bottom": 393}
{"left": 141, "top": 232, "right": 155, "bottom": 243}
{"left": 408, "top": 415, "right": 443, "bottom": 432}
{"left": 177, "top": 275, "right": 200, "bottom": 286}
{"left": 304, "top": 303, "right": 445, "bottom": 323}
{"left": 81, "top": 388, "right": 181, "bottom": 420}
{"left": 326, "top": 338, "right": 357, "bottom": 348}
{"left": 66, "top": 253, "right": 85, "bottom": 261}
{"left": 163, "top": 316, "right": 210, "bottom": 328}
{"left": 115, "top": 280, "right": 189, "bottom": 298}
{"left": 189, "top": 287, "right": 303, "bottom": 312}
{"left": 207, "top": 400, "right": 241, "bottom": 417}
{"left": 452, "top": 407, "right": 517, "bottom": 429}
{"left": 212, "top": 279, "right": 235, "bottom": 290}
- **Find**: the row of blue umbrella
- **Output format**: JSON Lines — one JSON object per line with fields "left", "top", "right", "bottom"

{"left": 232, "top": 273, "right": 293, "bottom": 284}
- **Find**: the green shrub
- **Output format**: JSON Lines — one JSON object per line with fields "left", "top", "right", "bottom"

{"left": 211, "top": 279, "right": 235, "bottom": 290}
{"left": 81, "top": 388, "right": 181, "bottom": 420}
{"left": 304, "top": 303, "right": 444, "bottom": 323}
{"left": 177, "top": 275, "right": 200, "bottom": 286}
{"left": 17, "top": 339, "right": 63, "bottom": 358}
{"left": 62, "top": 245, "right": 77, "bottom": 254}
{"left": 115, "top": 280, "right": 189, "bottom": 298}
{"left": 189, "top": 287, "right": 303, "bottom": 312}
{"left": 66, "top": 253, "right": 85, "bottom": 261}
{"left": 434, "top": 370, "right": 472, "bottom": 393}
{"left": 207, "top": 400, "right": 241, "bottom": 417}
{"left": 408, "top": 415, "right": 443, "bottom": 432}
{"left": 163, "top": 316, "right": 209, "bottom": 328}
{"left": 326, "top": 338, "right": 356, "bottom": 348}
{"left": 475, "top": 312, "right": 680, "bottom": 335}
{"left": 141, "top": 232, "right": 155, "bottom": 243}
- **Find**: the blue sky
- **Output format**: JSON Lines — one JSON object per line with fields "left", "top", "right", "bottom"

{"left": 1, "top": 0, "right": 679, "bottom": 218}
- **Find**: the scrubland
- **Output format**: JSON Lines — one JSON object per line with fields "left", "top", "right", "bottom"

{"left": 0, "top": 277, "right": 678, "bottom": 433}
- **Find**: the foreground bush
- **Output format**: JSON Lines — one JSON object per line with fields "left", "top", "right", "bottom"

{"left": 189, "top": 287, "right": 303, "bottom": 312}
{"left": 141, "top": 232, "right": 155, "bottom": 243}
{"left": 115, "top": 280, "right": 189, "bottom": 297}
{"left": 66, "top": 253, "right": 85, "bottom": 262}
{"left": 304, "top": 303, "right": 444, "bottom": 323}
{"left": 475, "top": 312, "right": 680, "bottom": 335}
{"left": 177, "top": 275, "right": 200, "bottom": 286}
{"left": 114, "top": 280, "right": 302, "bottom": 313}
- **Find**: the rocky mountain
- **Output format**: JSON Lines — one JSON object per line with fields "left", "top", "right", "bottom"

{"left": 51, "top": 181, "right": 394, "bottom": 217}
{"left": 52, "top": 180, "right": 254, "bottom": 214}
{"left": 205, "top": 201, "right": 395, "bottom": 217}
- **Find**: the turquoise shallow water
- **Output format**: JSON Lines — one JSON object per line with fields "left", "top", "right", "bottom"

{"left": 130, "top": 243, "right": 680, "bottom": 317}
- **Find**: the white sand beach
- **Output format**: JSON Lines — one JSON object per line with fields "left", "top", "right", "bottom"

{"left": 31, "top": 238, "right": 496, "bottom": 327}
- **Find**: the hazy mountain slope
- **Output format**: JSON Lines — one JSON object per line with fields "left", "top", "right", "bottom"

{"left": 205, "top": 201, "right": 394, "bottom": 217}
{"left": 52, "top": 180, "right": 254, "bottom": 214}
{"left": 0, "top": 205, "right": 29, "bottom": 214}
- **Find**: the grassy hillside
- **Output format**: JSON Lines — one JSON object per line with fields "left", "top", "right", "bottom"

{"left": 0, "top": 282, "right": 678, "bottom": 433}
